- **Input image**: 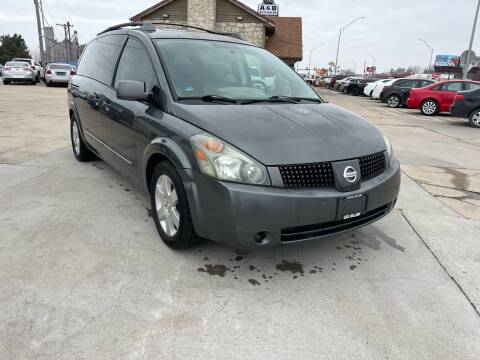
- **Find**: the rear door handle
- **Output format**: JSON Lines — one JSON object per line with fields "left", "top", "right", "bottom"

{"left": 103, "top": 100, "right": 111, "bottom": 112}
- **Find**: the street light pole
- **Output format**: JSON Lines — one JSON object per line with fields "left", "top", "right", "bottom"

{"left": 463, "top": 0, "right": 480, "bottom": 79}
{"left": 309, "top": 42, "right": 326, "bottom": 76}
{"left": 334, "top": 17, "right": 365, "bottom": 75}
{"left": 418, "top": 38, "right": 434, "bottom": 71}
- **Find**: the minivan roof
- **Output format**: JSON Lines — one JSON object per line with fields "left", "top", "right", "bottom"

{"left": 98, "top": 22, "right": 252, "bottom": 46}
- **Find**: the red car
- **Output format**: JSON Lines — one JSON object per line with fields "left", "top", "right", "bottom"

{"left": 407, "top": 80, "right": 480, "bottom": 116}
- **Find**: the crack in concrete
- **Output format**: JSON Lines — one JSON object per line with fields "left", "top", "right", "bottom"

{"left": 400, "top": 210, "right": 480, "bottom": 319}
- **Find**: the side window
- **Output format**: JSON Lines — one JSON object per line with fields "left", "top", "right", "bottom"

{"left": 466, "top": 82, "right": 480, "bottom": 91}
{"left": 421, "top": 80, "right": 433, "bottom": 87}
{"left": 114, "top": 37, "right": 156, "bottom": 91}
{"left": 77, "top": 35, "right": 126, "bottom": 85}
{"left": 441, "top": 82, "right": 463, "bottom": 92}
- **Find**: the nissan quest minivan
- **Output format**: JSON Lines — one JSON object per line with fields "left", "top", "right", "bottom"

{"left": 68, "top": 22, "right": 400, "bottom": 250}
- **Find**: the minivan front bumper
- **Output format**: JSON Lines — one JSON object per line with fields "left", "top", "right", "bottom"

{"left": 181, "top": 160, "right": 401, "bottom": 248}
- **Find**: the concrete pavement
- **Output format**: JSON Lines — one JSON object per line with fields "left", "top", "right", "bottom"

{"left": 0, "top": 82, "right": 479, "bottom": 359}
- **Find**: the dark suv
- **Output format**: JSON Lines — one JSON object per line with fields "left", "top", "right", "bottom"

{"left": 68, "top": 22, "right": 400, "bottom": 250}
{"left": 381, "top": 79, "right": 434, "bottom": 108}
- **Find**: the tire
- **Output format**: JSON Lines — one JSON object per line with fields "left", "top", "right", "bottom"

{"left": 469, "top": 109, "right": 480, "bottom": 128}
{"left": 369, "top": 90, "right": 374, "bottom": 97}
{"left": 343, "top": 87, "right": 349, "bottom": 94}
{"left": 420, "top": 99, "right": 439, "bottom": 116}
{"left": 3, "top": 79, "right": 9, "bottom": 85}
{"left": 46, "top": 81, "right": 51, "bottom": 87}
{"left": 386, "top": 95, "right": 401, "bottom": 108}
{"left": 70, "top": 115, "right": 95, "bottom": 162}
{"left": 36, "top": 74, "right": 40, "bottom": 83}
{"left": 351, "top": 88, "right": 360, "bottom": 96}
{"left": 150, "top": 161, "right": 200, "bottom": 250}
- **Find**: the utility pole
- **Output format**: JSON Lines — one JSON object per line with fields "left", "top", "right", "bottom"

{"left": 33, "top": 0, "right": 45, "bottom": 64}
{"left": 56, "top": 22, "right": 74, "bottom": 62}
{"left": 463, "top": 0, "right": 480, "bottom": 79}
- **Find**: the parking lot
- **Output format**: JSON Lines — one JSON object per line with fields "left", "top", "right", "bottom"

{"left": 1, "top": 81, "right": 479, "bottom": 359}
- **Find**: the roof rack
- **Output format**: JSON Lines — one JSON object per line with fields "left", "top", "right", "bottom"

{"left": 98, "top": 21, "right": 243, "bottom": 40}
{"left": 97, "top": 21, "right": 157, "bottom": 35}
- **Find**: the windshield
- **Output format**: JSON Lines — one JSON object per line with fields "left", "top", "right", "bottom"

{"left": 155, "top": 39, "right": 320, "bottom": 102}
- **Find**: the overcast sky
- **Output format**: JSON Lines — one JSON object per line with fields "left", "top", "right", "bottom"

{"left": 0, "top": 0, "right": 478, "bottom": 71}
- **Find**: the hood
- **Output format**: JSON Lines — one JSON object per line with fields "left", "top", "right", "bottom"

{"left": 173, "top": 103, "right": 386, "bottom": 166}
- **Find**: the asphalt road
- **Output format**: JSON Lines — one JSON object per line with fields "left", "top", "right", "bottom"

{"left": 0, "top": 81, "right": 479, "bottom": 359}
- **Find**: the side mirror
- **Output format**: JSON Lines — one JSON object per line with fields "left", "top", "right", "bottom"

{"left": 116, "top": 80, "right": 149, "bottom": 101}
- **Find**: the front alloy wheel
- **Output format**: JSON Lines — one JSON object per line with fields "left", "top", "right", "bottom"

{"left": 150, "top": 162, "right": 200, "bottom": 250}
{"left": 387, "top": 95, "right": 400, "bottom": 108}
{"left": 469, "top": 110, "right": 480, "bottom": 128}
{"left": 155, "top": 175, "right": 180, "bottom": 237}
{"left": 421, "top": 100, "right": 438, "bottom": 116}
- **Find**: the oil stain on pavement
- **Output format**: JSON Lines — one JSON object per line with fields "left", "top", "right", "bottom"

{"left": 195, "top": 232, "right": 403, "bottom": 286}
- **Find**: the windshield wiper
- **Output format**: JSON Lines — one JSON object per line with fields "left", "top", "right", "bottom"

{"left": 177, "top": 95, "right": 239, "bottom": 104}
{"left": 241, "top": 96, "right": 322, "bottom": 105}
{"left": 200, "top": 95, "right": 238, "bottom": 104}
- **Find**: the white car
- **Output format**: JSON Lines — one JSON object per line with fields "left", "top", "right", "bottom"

{"left": 2, "top": 61, "right": 37, "bottom": 85}
{"left": 12, "top": 58, "right": 43, "bottom": 83}
{"left": 364, "top": 79, "right": 392, "bottom": 97}
{"left": 44, "top": 63, "right": 76, "bottom": 87}
{"left": 371, "top": 78, "right": 408, "bottom": 100}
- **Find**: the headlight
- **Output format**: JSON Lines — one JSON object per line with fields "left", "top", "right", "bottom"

{"left": 384, "top": 136, "right": 395, "bottom": 166}
{"left": 191, "top": 133, "right": 270, "bottom": 185}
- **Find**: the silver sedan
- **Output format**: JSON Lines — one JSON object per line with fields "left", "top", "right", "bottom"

{"left": 44, "top": 63, "right": 76, "bottom": 87}
{"left": 2, "top": 61, "right": 37, "bottom": 85}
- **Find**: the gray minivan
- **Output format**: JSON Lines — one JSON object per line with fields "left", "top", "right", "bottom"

{"left": 68, "top": 22, "right": 400, "bottom": 249}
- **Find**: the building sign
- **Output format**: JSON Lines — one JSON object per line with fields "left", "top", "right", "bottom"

{"left": 258, "top": 0, "right": 279, "bottom": 16}
{"left": 366, "top": 66, "right": 376, "bottom": 73}
{"left": 434, "top": 55, "right": 460, "bottom": 68}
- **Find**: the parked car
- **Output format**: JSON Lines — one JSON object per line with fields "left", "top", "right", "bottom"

{"left": 0, "top": 64, "right": 3, "bottom": 76}
{"left": 364, "top": 79, "right": 391, "bottom": 97}
{"left": 382, "top": 79, "right": 434, "bottom": 108}
{"left": 407, "top": 80, "right": 480, "bottom": 115}
{"left": 371, "top": 78, "right": 406, "bottom": 100}
{"left": 2, "top": 61, "right": 37, "bottom": 85}
{"left": 346, "top": 78, "right": 379, "bottom": 96}
{"left": 333, "top": 76, "right": 357, "bottom": 91}
{"left": 12, "top": 58, "right": 42, "bottom": 83}
{"left": 337, "top": 78, "right": 360, "bottom": 93}
{"left": 450, "top": 89, "right": 480, "bottom": 127}
{"left": 328, "top": 75, "right": 348, "bottom": 89}
{"left": 44, "top": 63, "right": 76, "bottom": 86}
{"left": 68, "top": 22, "right": 400, "bottom": 250}
{"left": 318, "top": 76, "right": 333, "bottom": 87}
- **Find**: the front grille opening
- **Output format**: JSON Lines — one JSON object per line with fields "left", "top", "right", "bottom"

{"left": 279, "top": 162, "right": 334, "bottom": 188}
{"left": 281, "top": 203, "right": 390, "bottom": 242}
{"left": 278, "top": 152, "right": 386, "bottom": 189}
{"left": 359, "top": 152, "right": 386, "bottom": 181}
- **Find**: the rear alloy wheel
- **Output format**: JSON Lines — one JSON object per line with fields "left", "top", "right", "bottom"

{"left": 387, "top": 95, "right": 401, "bottom": 108}
{"left": 469, "top": 110, "right": 480, "bottom": 128}
{"left": 420, "top": 100, "right": 439, "bottom": 116}
{"left": 70, "top": 116, "right": 95, "bottom": 161}
{"left": 150, "top": 162, "right": 200, "bottom": 250}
